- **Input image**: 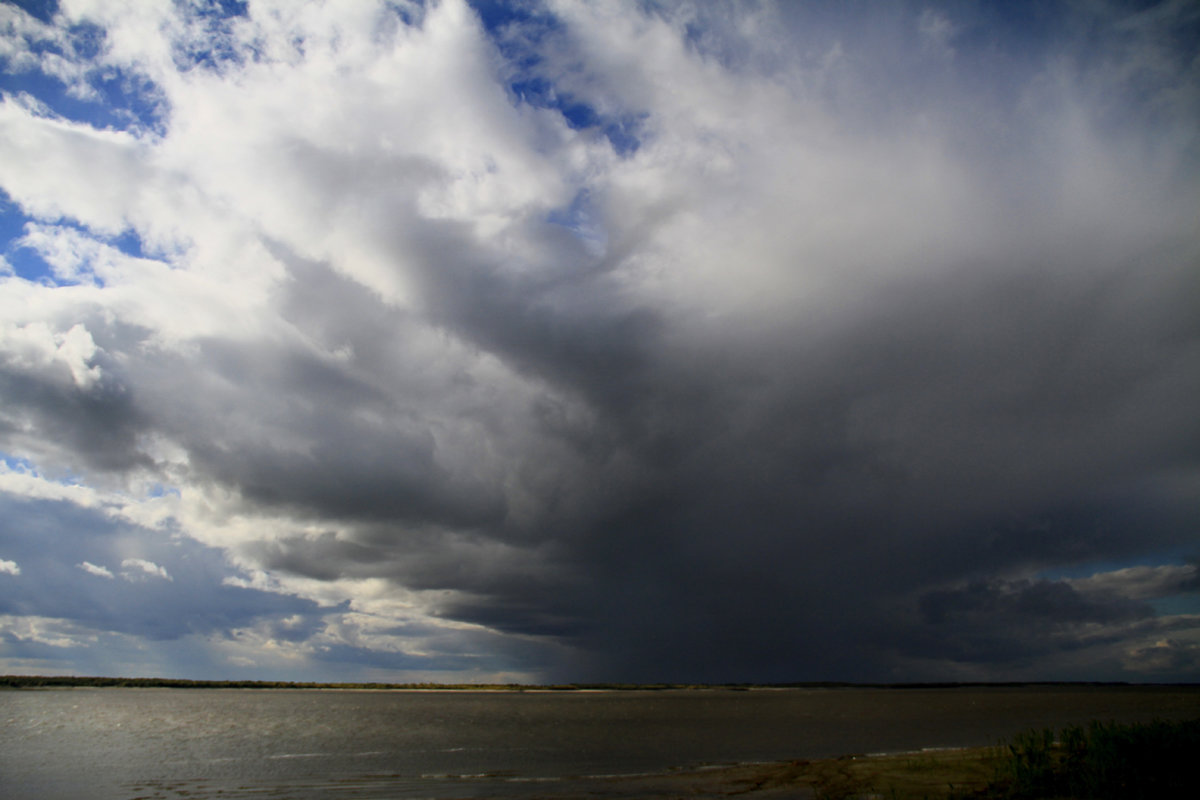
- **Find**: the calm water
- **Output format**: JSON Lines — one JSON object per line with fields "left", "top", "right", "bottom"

{"left": 3, "top": 686, "right": 1198, "bottom": 799}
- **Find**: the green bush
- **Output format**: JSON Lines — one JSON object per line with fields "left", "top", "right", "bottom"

{"left": 996, "top": 718, "right": 1200, "bottom": 800}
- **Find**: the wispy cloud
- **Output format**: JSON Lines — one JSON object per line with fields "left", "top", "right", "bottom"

{"left": 1068, "top": 564, "right": 1200, "bottom": 602}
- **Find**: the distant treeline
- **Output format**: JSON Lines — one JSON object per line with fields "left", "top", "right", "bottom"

{"left": 2, "top": 675, "right": 1188, "bottom": 691}
{"left": 1, "top": 675, "right": 546, "bottom": 690}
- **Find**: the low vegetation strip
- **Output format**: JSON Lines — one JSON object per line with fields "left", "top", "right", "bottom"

{"left": 0, "top": 674, "right": 1171, "bottom": 690}
{"left": 776, "top": 718, "right": 1200, "bottom": 800}
{"left": 989, "top": 718, "right": 1200, "bottom": 800}
{"left": 0, "top": 675, "right": 538, "bottom": 690}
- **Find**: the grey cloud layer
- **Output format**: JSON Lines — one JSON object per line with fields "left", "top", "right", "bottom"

{"left": 1, "top": 0, "right": 1198, "bottom": 682}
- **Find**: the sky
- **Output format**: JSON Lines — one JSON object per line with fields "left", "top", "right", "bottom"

{"left": 0, "top": 0, "right": 1198, "bottom": 684}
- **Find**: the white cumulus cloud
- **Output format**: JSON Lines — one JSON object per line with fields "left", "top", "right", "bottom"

{"left": 78, "top": 561, "right": 114, "bottom": 579}
{"left": 121, "top": 558, "right": 172, "bottom": 582}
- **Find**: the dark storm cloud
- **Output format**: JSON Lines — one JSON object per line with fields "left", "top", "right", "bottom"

{"left": 113, "top": 258, "right": 512, "bottom": 530}
{"left": 917, "top": 578, "right": 1153, "bottom": 653}
{"left": 0, "top": 352, "right": 150, "bottom": 474}
{"left": 399, "top": 239, "right": 1199, "bottom": 678}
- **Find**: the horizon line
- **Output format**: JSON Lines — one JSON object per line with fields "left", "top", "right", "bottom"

{"left": 5, "top": 675, "right": 1198, "bottom": 690}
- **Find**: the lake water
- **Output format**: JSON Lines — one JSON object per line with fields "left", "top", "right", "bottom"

{"left": 3, "top": 685, "right": 1198, "bottom": 799}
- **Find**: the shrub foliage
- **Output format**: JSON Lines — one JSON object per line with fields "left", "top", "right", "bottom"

{"left": 995, "top": 718, "right": 1200, "bottom": 799}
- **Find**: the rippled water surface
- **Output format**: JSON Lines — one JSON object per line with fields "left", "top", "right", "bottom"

{"left": 3, "top": 686, "right": 1198, "bottom": 798}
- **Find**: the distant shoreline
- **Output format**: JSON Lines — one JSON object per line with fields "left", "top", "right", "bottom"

{"left": 4, "top": 675, "right": 1197, "bottom": 691}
